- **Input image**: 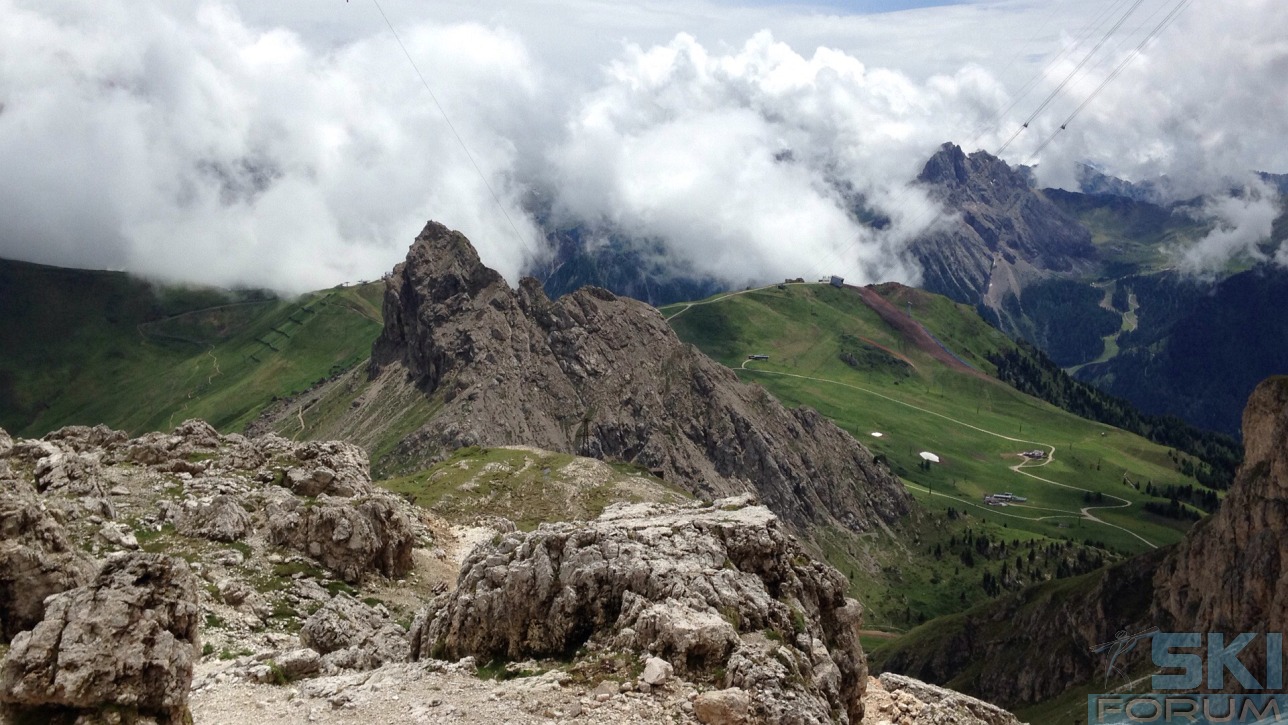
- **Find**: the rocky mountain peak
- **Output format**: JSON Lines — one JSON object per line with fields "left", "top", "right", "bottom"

{"left": 910, "top": 142, "right": 1094, "bottom": 328}
{"left": 370, "top": 221, "right": 509, "bottom": 388}
{"left": 917, "top": 142, "right": 971, "bottom": 186}
{"left": 350, "top": 221, "right": 910, "bottom": 537}
{"left": 917, "top": 142, "right": 1035, "bottom": 194}
{"left": 402, "top": 221, "right": 505, "bottom": 302}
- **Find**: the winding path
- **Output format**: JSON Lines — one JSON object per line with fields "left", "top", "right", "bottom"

{"left": 737, "top": 361, "right": 1157, "bottom": 549}
{"left": 662, "top": 283, "right": 801, "bottom": 321}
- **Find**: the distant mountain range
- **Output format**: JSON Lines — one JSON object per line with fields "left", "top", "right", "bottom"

{"left": 529, "top": 142, "right": 1288, "bottom": 438}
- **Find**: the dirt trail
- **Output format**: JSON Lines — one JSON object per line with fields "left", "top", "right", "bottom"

{"left": 738, "top": 362, "right": 1156, "bottom": 548}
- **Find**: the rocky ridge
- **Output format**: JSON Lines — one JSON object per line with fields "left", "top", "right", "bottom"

{"left": 0, "top": 421, "right": 1025, "bottom": 724}
{"left": 911, "top": 143, "right": 1095, "bottom": 323}
{"left": 294, "top": 221, "right": 910, "bottom": 540}
{"left": 413, "top": 495, "right": 866, "bottom": 723}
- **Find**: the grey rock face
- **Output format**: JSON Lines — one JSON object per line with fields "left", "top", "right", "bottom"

{"left": 911, "top": 142, "right": 1095, "bottom": 312}
{"left": 362, "top": 221, "right": 908, "bottom": 535}
{"left": 267, "top": 496, "right": 415, "bottom": 583}
{"left": 176, "top": 494, "right": 252, "bottom": 542}
{"left": 411, "top": 497, "right": 868, "bottom": 723}
{"left": 301, "top": 593, "right": 408, "bottom": 670}
{"left": 0, "top": 553, "right": 201, "bottom": 724}
{"left": 0, "top": 490, "right": 96, "bottom": 641}
{"left": 1153, "top": 376, "right": 1288, "bottom": 686}
{"left": 283, "top": 441, "right": 374, "bottom": 498}
{"left": 693, "top": 687, "right": 752, "bottom": 724}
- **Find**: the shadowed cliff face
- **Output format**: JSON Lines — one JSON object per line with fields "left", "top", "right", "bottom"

{"left": 1151, "top": 376, "right": 1288, "bottom": 687}
{"left": 364, "top": 221, "right": 910, "bottom": 535}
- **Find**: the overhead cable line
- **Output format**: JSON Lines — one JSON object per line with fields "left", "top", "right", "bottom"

{"left": 996, "top": 0, "right": 1148, "bottom": 155}
{"left": 966, "top": 0, "right": 1125, "bottom": 151}
{"left": 1028, "top": 0, "right": 1193, "bottom": 159}
{"left": 814, "top": 0, "right": 1145, "bottom": 284}
{"left": 367, "top": 0, "right": 536, "bottom": 257}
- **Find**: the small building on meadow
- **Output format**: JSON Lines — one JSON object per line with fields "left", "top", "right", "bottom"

{"left": 830, "top": 275, "right": 844, "bottom": 288}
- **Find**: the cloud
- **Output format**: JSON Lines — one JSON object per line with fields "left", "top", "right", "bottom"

{"left": 0, "top": 0, "right": 545, "bottom": 292}
{"left": 1007, "top": 0, "right": 1288, "bottom": 196}
{"left": 1176, "top": 179, "right": 1282, "bottom": 275}
{"left": 544, "top": 31, "right": 1010, "bottom": 286}
{"left": 1, "top": 0, "right": 1286, "bottom": 292}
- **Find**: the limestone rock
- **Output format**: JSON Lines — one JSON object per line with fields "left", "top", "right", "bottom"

{"left": 411, "top": 497, "right": 867, "bottom": 723}
{"left": 693, "top": 687, "right": 751, "bottom": 725}
{"left": 0, "top": 427, "right": 12, "bottom": 458}
{"left": 301, "top": 593, "right": 408, "bottom": 670}
{"left": 1153, "top": 375, "right": 1288, "bottom": 686}
{"left": 865, "top": 673, "right": 1027, "bottom": 725}
{"left": 177, "top": 494, "right": 252, "bottom": 542}
{"left": 267, "top": 496, "right": 415, "bottom": 583}
{"left": 274, "top": 648, "right": 322, "bottom": 681}
{"left": 0, "top": 490, "right": 96, "bottom": 641}
{"left": 41, "top": 424, "right": 129, "bottom": 453}
{"left": 98, "top": 520, "right": 140, "bottom": 550}
{"left": 31, "top": 447, "right": 105, "bottom": 496}
{"left": 282, "top": 441, "right": 373, "bottom": 497}
{"left": 642, "top": 656, "right": 674, "bottom": 686}
{"left": 0, "top": 552, "right": 201, "bottom": 724}
{"left": 172, "top": 419, "right": 222, "bottom": 449}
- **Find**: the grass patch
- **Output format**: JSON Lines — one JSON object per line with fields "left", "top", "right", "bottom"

{"left": 325, "top": 580, "right": 357, "bottom": 597}
{"left": 475, "top": 659, "right": 540, "bottom": 682}
{"left": 225, "top": 541, "right": 253, "bottom": 559}
{"left": 0, "top": 257, "right": 383, "bottom": 438}
{"left": 379, "top": 446, "right": 689, "bottom": 529}
{"left": 272, "top": 561, "right": 327, "bottom": 580}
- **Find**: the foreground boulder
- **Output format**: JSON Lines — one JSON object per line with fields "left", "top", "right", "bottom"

{"left": 411, "top": 496, "right": 867, "bottom": 724}
{"left": 267, "top": 496, "right": 415, "bottom": 583}
{"left": 0, "top": 553, "right": 201, "bottom": 724}
{"left": 0, "top": 488, "right": 96, "bottom": 641}
{"left": 300, "top": 593, "right": 408, "bottom": 670}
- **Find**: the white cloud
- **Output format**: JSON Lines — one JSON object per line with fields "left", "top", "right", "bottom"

{"left": 0, "top": 0, "right": 545, "bottom": 292}
{"left": 1176, "top": 179, "right": 1282, "bottom": 275}
{"left": 1, "top": 0, "right": 1286, "bottom": 291}
{"left": 544, "top": 31, "right": 1015, "bottom": 285}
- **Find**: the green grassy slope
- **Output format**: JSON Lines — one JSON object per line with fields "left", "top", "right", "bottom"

{"left": 0, "top": 258, "right": 383, "bottom": 436}
{"left": 382, "top": 446, "right": 692, "bottom": 530}
{"left": 662, "top": 282, "right": 1211, "bottom": 625}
